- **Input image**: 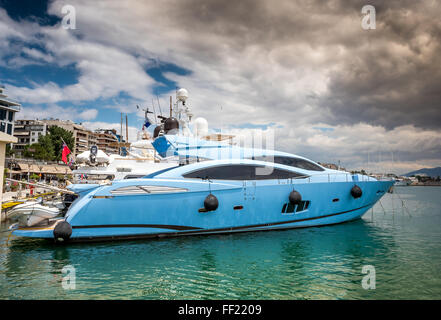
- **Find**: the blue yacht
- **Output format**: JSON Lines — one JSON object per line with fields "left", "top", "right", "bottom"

{"left": 12, "top": 135, "right": 394, "bottom": 242}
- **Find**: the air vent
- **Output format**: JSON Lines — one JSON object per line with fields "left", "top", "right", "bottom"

{"left": 281, "top": 201, "right": 310, "bottom": 214}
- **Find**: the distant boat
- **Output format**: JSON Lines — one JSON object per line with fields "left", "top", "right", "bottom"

{"left": 7, "top": 199, "right": 63, "bottom": 227}
{"left": 394, "top": 179, "right": 411, "bottom": 186}
{"left": 72, "top": 138, "right": 178, "bottom": 183}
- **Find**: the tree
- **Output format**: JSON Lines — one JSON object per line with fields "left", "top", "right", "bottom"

{"left": 22, "top": 126, "right": 74, "bottom": 161}
{"left": 29, "top": 173, "right": 40, "bottom": 181}
{"left": 23, "top": 134, "right": 55, "bottom": 161}
{"left": 48, "top": 126, "right": 74, "bottom": 162}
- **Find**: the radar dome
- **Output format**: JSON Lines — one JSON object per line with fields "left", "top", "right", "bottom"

{"left": 177, "top": 88, "right": 189, "bottom": 102}
{"left": 193, "top": 117, "right": 208, "bottom": 137}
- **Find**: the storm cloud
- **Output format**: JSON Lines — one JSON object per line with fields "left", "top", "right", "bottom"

{"left": 1, "top": 0, "right": 441, "bottom": 173}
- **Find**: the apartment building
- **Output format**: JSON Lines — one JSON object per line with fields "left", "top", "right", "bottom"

{"left": 40, "top": 119, "right": 121, "bottom": 157}
{"left": 94, "top": 129, "right": 119, "bottom": 155}
{"left": 12, "top": 120, "right": 48, "bottom": 156}
{"left": 40, "top": 119, "right": 93, "bottom": 156}
{"left": 0, "top": 86, "right": 20, "bottom": 136}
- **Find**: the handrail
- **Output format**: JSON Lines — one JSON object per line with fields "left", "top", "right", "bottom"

{"left": 5, "top": 178, "right": 76, "bottom": 194}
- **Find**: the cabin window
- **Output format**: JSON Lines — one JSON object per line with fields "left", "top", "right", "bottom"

{"left": 183, "top": 164, "right": 306, "bottom": 180}
{"left": 251, "top": 156, "right": 325, "bottom": 171}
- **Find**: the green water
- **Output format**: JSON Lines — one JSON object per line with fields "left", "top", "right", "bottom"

{"left": 1, "top": 186, "right": 440, "bottom": 299}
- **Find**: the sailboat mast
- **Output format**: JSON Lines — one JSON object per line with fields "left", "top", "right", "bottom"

{"left": 126, "top": 114, "right": 129, "bottom": 142}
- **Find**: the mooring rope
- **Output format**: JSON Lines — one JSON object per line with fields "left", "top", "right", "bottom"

{"left": 393, "top": 189, "right": 412, "bottom": 217}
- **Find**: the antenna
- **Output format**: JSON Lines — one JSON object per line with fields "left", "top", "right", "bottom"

{"left": 120, "top": 113, "right": 123, "bottom": 141}
{"left": 151, "top": 99, "right": 157, "bottom": 125}
{"left": 126, "top": 114, "right": 129, "bottom": 142}
{"left": 367, "top": 151, "right": 370, "bottom": 175}
{"left": 170, "top": 96, "right": 173, "bottom": 117}
{"left": 220, "top": 105, "right": 223, "bottom": 134}
{"left": 155, "top": 91, "right": 163, "bottom": 117}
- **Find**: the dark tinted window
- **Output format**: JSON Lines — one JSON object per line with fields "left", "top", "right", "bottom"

{"left": 252, "top": 156, "right": 324, "bottom": 171}
{"left": 183, "top": 164, "right": 306, "bottom": 180}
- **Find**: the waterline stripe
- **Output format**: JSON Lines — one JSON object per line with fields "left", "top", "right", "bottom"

{"left": 72, "top": 224, "right": 201, "bottom": 231}
{"left": 71, "top": 202, "right": 374, "bottom": 233}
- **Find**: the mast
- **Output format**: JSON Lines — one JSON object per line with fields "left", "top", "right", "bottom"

{"left": 152, "top": 99, "right": 157, "bottom": 125}
{"left": 126, "top": 114, "right": 129, "bottom": 142}
{"left": 120, "top": 113, "right": 123, "bottom": 154}
{"left": 170, "top": 96, "right": 172, "bottom": 117}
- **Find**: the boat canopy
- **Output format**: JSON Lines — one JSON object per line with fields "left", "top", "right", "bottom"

{"left": 76, "top": 149, "right": 110, "bottom": 163}
{"left": 152, "top": 135, "right": 306, "bottom": 161}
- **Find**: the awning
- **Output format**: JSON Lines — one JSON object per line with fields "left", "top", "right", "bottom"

{"left": 16, "top": 163, "right": 72, "bottom": 174}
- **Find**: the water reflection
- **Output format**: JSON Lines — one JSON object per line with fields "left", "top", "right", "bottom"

{"left": 3, "top": 187, "right": 441, "bottom": 299}
{"left": 2, "top": 218, "right": 397, "bottom": 299}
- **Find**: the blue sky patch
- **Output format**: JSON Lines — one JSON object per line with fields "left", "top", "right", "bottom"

{"left": 0, "top": 63, "right": 80, "bottom": 87}
{"left": 313, "top": 126, "right": 335, "bottom": 132}
{"left": 145, "top": 61, "right": 192, "bottom": 95}
{"left": 0, "top": 0, "right": 58, "bottom": 26}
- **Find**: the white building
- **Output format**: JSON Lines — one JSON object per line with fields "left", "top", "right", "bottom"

{"left": 0, "top": 86, "right": 20, "bottom": 135}
{"left": 0, "top": 85, "right": 19, "bottom": 221}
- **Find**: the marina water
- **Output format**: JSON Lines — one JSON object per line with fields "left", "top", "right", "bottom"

{"left": 1, "top": 186, "right": 440, "bottom": 299}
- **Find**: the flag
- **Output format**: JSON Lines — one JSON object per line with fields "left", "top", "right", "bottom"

{"left": 62, "top": 143, "right": 71, "bottom": 164}
{"left": 142, "top": 119, "right": 151, "bottom": 129}
{"left": 143, "top": 117, "right": 152, "bottom": 130}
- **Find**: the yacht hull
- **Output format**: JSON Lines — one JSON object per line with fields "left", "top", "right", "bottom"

{"left": 12, "top": 179, "right": 394, "bottom": 242}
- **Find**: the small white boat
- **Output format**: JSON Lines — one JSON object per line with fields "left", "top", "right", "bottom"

{"left": 7, "top": 199, "right": 63, "bottom": 227}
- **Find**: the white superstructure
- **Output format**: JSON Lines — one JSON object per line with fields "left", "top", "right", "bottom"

{"left": 72, "top": 88, "right": 208, "bottom": 183}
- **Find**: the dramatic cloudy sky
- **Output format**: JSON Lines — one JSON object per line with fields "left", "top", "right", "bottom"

{"left": 1, "top": 0, "right": 440, "bottom": 174}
